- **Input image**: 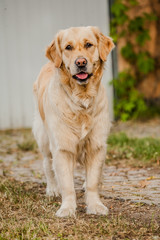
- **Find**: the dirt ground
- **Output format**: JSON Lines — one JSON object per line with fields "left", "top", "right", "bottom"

{"left": 111, "top": 118, "right": 160, "bottom": 138}
{"left": 0, "top": 119, "right": 160, "bottom": 239}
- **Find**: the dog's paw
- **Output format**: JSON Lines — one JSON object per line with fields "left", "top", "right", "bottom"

{"left": 56, "top": 206, "right": 76, "bottom": 218}
{"left": 87, "top": 202, "right": 109, "bottom": 215}
{"left": 46, "top": 185, "right": 60, "bottom": 197}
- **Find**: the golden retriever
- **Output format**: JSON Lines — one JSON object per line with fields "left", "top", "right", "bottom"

{"left": 33, "top": 26, "right": 114, "bottom": 217}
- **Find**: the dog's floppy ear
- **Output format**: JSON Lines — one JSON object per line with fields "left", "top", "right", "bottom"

{"left": 98, "top": 33, "right": 115, "bottom": 61}
{"left": 92, "top": 27, "right": 115, "bottom": 62}
{"left": 46, "top": 32, "right": 62, "bottom": 68}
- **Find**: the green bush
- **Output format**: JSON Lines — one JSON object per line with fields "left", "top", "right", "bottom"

{"left": 112, "top": 72, "right": 147, "bottom": 121}
{"left": 110, "top": 0, "right": 157, "bottom": 120}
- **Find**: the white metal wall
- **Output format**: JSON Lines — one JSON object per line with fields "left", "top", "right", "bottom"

{"left": 0, "top": 0, "right": 113, "bottom": 129}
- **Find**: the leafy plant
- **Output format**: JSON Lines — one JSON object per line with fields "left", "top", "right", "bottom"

{"left": 110, "top": 0, "right": 157, "bottom": 120}
{"left": 111, "top": 72, "right": 147, "bottom": 121}
{"left": 137, "top": 52, "right": 155, "bottom": 74}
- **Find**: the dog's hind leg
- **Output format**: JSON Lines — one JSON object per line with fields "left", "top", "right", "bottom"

{"left": 43, "top": 151, "right": 60, "bottom": 197}
{"left": 33, "top": 111, "right": 59, "bottom": 196}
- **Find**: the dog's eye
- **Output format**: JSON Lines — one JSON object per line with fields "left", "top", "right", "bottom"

{"left": 85, "top": 42, "right": 93, "bottom": 48}
{"left": 65, "top": 45, "right": 72, "bottom": 50}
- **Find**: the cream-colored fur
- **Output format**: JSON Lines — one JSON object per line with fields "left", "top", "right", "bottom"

{"left": 33, "top": 26, "right": 114, "bottom": 217}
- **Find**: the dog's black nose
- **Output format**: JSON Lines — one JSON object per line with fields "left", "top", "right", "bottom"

{"left": 75, "top": 58, "right": 87, "bottom": 67}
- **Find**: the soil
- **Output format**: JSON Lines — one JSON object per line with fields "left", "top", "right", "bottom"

{"left": 111, "top": 118, "right": 160, "bottom": 138}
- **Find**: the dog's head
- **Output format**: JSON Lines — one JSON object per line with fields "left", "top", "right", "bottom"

{"left": 46, "top": 26, "right": 114, "bottom": 85}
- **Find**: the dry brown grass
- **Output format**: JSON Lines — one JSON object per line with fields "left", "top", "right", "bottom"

{"left": 0, "top": 177, "right": 159, "bottom": 240}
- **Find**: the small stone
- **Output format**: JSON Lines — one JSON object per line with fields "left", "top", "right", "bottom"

{"left": 0, "top": 169, "right": 3, "bottom": 176}
{"left": 153, "top": 236, "right": 160, "bottom": 240}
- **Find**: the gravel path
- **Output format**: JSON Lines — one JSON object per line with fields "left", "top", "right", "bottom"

{"left": 1, "top": 149, "right": 160, "bottom": 207}
{"left": 75, "top": 165, "right": 160, "bottom": 206}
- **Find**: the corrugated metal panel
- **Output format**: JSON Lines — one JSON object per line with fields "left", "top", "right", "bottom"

{"left": 0, "top": 0, "right": 113, "bottom": 129}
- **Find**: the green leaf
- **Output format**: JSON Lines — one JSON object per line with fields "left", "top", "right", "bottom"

{"left": 111, "top": 2, "right": 128, "bottom": 25}
{"left": 136, "top": 30, "right": 150, "bottom": 46}
{"left": 112, "top": 70, "right": 148, "bottom": 121}
{"left": 143, "top": 13, "right": 158, "bottom": 21}
{"left": 121, "top": 113, "right": 130, "bottom": 121}
{"left": 137, "top": 53, "right": 155, "bottom": 74}
{"left": 110, "top": 23, "right": 118, "bottom": 42}
{"left": 128, "top": 17, "right": 144, "bottom": 32}
{"left": 111, "top": 2, "right": 128, "bottom": 17}
{"left": 119, "top": 30, "right": 127, "bottom": 38}
{"left": 129, "top": 0, "right": 138, "bottom": 6}
{"left": 121, "top": 42, "right": 136, "bottom": 61}
{"left": 124, "top": 102, "right": 135, "bottom": 112}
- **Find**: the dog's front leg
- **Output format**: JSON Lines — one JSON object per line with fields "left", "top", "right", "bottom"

{"left": 53, "top": 149, "right": 76, "bottom": 217}
{"left": 85, "top": 146, "right": 108, "bottom": 215}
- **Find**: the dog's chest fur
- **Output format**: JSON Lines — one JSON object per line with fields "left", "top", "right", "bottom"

{"left": 48, "top": 78, "right": 100, "bottom": 141}
{"left": 60, "top": 99, "right": 95, "bottom": 140}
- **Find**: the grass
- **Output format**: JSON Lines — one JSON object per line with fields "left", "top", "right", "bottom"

{"left": 0, "top": 129, "right": 160, "bottom": 239}
{"left": 16, "top": 131, "right": 160, "bottom": 167}
{"left": 16, "top": 129, "right": 37, "bottom": 152}
{"left": 17, "top": 138, "right": 37, "bottom": 152}
{"left": 107, "top": 133, "right": 160, "bottom": 167}
{"left": 0, "top": 177, "right": 159, "bottom": 240}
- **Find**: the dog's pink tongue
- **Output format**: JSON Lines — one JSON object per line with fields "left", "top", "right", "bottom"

{"left": 76, "top": 73, "right": 88, "bottom": 79}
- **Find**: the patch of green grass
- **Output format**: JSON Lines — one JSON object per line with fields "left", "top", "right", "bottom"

{"left": 0, "top": 128, "right": 37, "bottom": 152}
{"left": 17, "top": 138, "right": 37, "bottom": 152}
{"left": 107, "top": 133, "right": 160, "bottom": 166}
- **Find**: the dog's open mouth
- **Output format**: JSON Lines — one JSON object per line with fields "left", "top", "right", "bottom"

{"left": 72, "top": 72, "right": 92, "bottom": 84}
